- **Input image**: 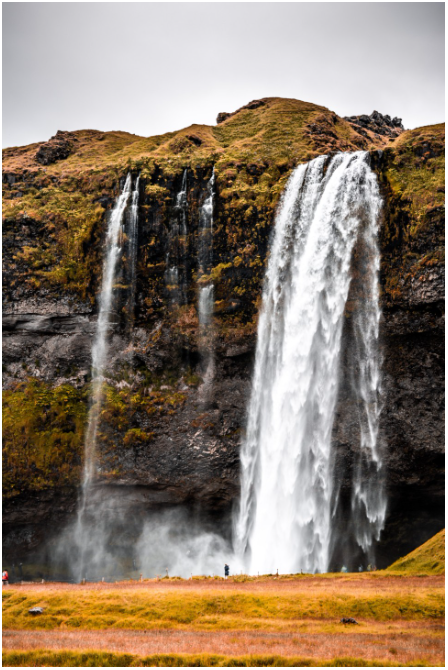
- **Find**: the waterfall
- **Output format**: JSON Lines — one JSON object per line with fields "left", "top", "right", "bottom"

{"left": 166, "top": 169, "right": 188, "bottom": 306}
{"left": 83, "top": 173, "right": 133, "bottom": 486}
{"left": 233, "top": 152, "right": 385, "bottom": 575}
{"left": 127, "top": 175, "right": 140, "bottom": 324}
{"left": 350, "top": 194, "right": 386, "bottom": 557}
{"left": 177, "top": 168, "right": 188, "bottom": 237}
{"left": 197, "top": 169, "right": 215, "bottom": 387}
{"left": 73, "top": 173, "right": 134, "bottom": 579}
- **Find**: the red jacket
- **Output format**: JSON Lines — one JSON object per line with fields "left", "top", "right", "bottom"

{"left": 2, "top": 571, "right": 8, "bottom": 581}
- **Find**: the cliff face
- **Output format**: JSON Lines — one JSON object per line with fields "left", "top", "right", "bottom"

{"left": 2, "top": 98, "right": 444, "bottom": 568}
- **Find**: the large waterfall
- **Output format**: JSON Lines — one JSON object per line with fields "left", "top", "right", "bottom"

{"left": 234, "top": 152, "right": 385, "bottom": 574}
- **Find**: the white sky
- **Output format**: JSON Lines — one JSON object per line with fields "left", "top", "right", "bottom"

{"left": 2, "top": 2, "right": 445, "bottom": 148}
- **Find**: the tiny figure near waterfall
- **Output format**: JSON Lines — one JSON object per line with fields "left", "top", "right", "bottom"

{"left": 224, "top": 563, "right": 229, "bottom": 579}
{"left": 2, "top": 569, "right": 9, "bottom": 586}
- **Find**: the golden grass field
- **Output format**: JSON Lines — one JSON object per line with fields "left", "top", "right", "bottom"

{"left": 2, "top": 570, "right": 444, "bottom": 667}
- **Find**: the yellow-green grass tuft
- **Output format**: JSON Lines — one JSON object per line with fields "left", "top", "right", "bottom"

{"left": 1, "top": 650, "right": 436, "bottom": 667}
{"left": 387, "top": 530, "right": 445, "bottom": 575}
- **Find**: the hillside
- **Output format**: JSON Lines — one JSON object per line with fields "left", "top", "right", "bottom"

{"left": 387, "top": 529, "right": 445, "bottom": 575}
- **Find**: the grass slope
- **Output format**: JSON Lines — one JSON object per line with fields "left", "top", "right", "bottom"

{"left": 387, "top": 530, "right": 445, "bottom": 575}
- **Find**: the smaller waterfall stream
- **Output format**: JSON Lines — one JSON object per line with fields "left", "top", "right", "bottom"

{"left": 197, "top": 169, "right": 215, "bottom": 390}
{"left": 234, "top": 152, "right": 385, "bottom": 574}
{"left": 127, "top": 175, "right": 140, "bottom": 325}
{"left": 83, "top": 173, "right": 133, "bottom": 486}
{"left": 177, "top": 168, "right": 188, "bottom": 237}
{"left": 166, "top": 169, "right": 188, "bottom": 306}
{"left": 73, "top": 173, "right": 138, "bottom": 579}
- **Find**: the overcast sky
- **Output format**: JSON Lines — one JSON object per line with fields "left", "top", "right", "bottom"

{"left": 2, "top": 2, "right": 445, "bottom": 148}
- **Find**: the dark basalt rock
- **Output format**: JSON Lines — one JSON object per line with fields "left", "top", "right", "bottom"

{"left": 187, "top": 134, "right": 202, "bottom": 146}
{"left": 344, "top": 111, "right": 404, "bottom": 138}
{"left": 35, "top": 130, "right": 76, "bottom": 165}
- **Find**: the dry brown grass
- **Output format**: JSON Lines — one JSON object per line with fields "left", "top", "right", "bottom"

{"left": 3, "top": 627, "right": 444, "bottom": 666}
{"left": 3, "top": 576, "right": 444, "bottom": 666}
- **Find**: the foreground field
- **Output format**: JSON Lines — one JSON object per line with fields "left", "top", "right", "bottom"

{"left": 3, "top": 574, "right": 444, "bottom": 667}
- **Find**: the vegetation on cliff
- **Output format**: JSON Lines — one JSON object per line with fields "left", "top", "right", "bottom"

{"left": 2, "top": 380, "right": 87, "bottom": 497}
{"left": 379, "top": 123, "right": 444, "bottom": 306}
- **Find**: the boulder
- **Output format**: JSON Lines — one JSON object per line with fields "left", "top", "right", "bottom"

{"left": 35, "top": 130, "right": 75, "bottom": 165}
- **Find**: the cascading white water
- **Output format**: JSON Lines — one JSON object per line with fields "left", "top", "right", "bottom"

{"left": 198, "top": 169, "right": 215, "bottom": 385}
{"left": 83, "top": 173, "right": 133, "bottom": 485}
{"left": 234, "top": 152, "right": 385, "bottom": 574}
{"left": 71, "top": 173, "right": 135, "bottom": 580}
{"left": 166, "top": 169, "right": 188, "bottom": 306}
{"left": 177, "top": 168, "right": 188, "bottom": 237}
{"left": 127, "top": 175, "right": 140, "bottom": 323}
{"left": 350, "top": 197, "right": 386, "bottom": 555}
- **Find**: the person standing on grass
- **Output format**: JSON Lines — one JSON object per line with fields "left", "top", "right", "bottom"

{"left": 224, "top": 563, "right": 229, "bottom": 579}
{"left": 2, "top": 569, "right": 9, "bottom": 586}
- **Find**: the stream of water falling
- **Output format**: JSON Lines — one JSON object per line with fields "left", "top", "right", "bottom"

{"left": 166, "top": 170, "right": 188, "bottom": 306}
{"left": 198, "top": 169, "right": 215, "bottom": 388}
{"left": 74, "top": 173, "right": 138, "bottom": 578}
{"left": 127, "top": 174, "right": 140, "bottom": 324}
{"left": 82, "top": 173, "right": 133, "bottom": 486}
{"left": 233, "top": 152, "right": 385, "bottom": 574}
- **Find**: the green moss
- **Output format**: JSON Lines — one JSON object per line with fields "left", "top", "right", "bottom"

{"left": 2, "top": 379, "right": 87, "bottom": 497}
{"left": 385, "top": 124, "right": 445, "bottom": 228}
{"left": 123, "top": 428, "right": 155, "bottom": 446}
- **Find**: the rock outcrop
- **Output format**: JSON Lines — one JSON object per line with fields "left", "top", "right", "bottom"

{"left": 35, "top": 130, "right": 76, "bottom": 165}
{"left": 344, "top": 111, "right": 404, "bottom": 140}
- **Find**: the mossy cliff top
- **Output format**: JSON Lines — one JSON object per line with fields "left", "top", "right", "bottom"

{"left": 377, "top": 122, "right": 444, "bottom": 307}
{"left": 4, "top": 96, "right": 440, "bottom": 305}
{"left": 385, "top": 123, "right": 444, "bottom": 227}
{"left": 2, "top": 96, "right": 388, "bottom": 303}
{"left": 2, "top": 97, "right": 379, "bottom": 176}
